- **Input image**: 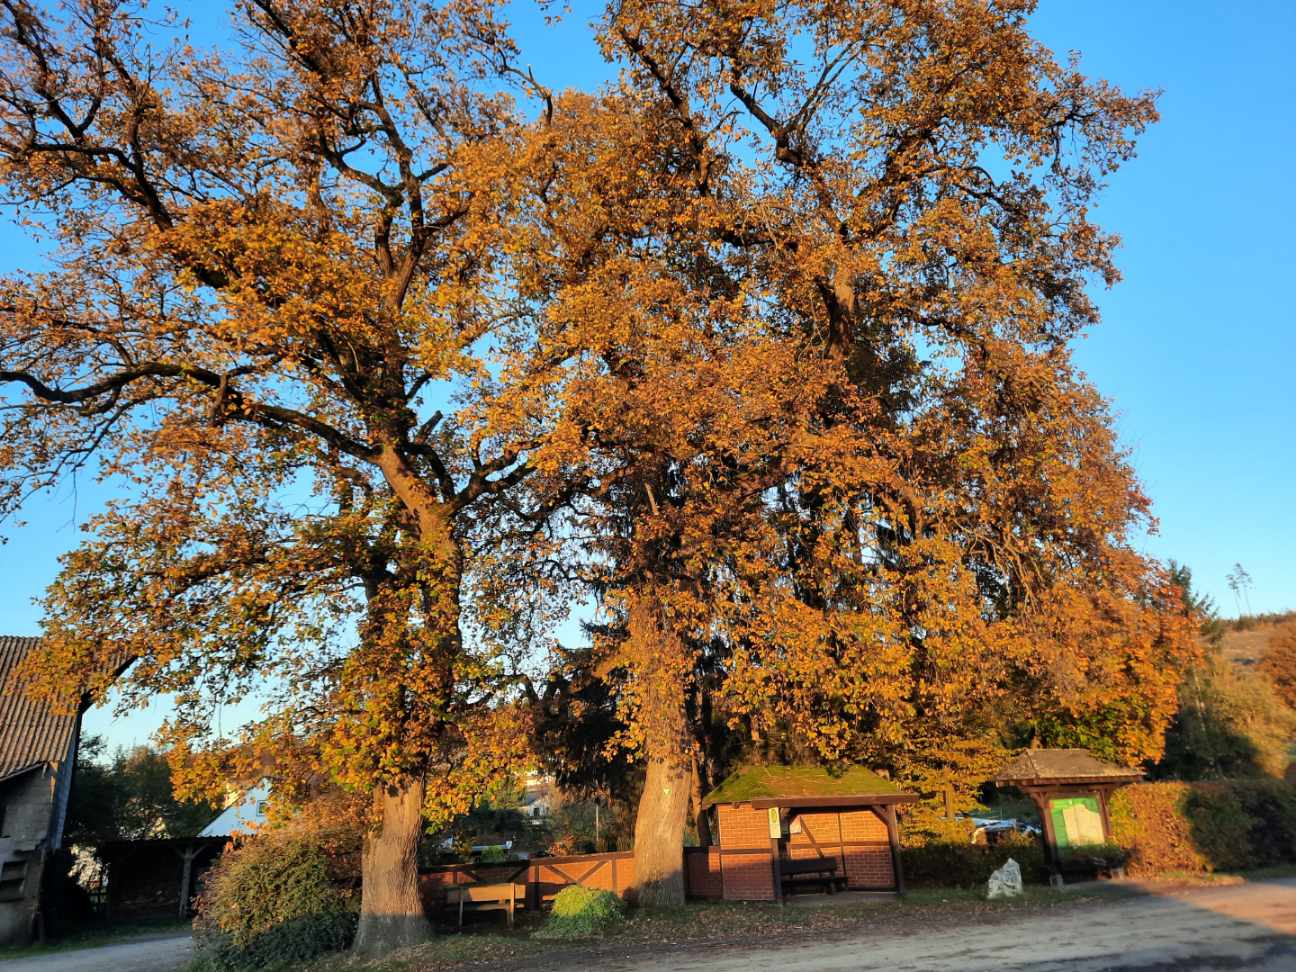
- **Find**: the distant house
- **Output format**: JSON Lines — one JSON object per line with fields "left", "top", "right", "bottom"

{"left": 0, "top": 636, "right": 84, "bottom": 945}
{"left": 517, "top": 770, "right": 556, "bottom": 823}
{"left": 199, "top": 784, "right": 269, "bottom": 838}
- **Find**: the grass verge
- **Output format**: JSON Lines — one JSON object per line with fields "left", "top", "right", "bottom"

{"left": 279, "top": 888, "right": 1088, "bottom": 972}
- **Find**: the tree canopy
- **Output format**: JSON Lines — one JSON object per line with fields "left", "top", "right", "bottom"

{"left": 0, "top": 0, "right": 1198, "bottom": 935}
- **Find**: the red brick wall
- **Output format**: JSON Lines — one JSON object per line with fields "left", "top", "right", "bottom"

{"left": 786, "top": 809, "right": 840, "bottom": 861}
{"left": 717, "top": 804, "right": 775, "bottom": 901}
{"left": 782, "top": 808, "right": 895, "bottom": 891}
{"left": 839, "top": 808, "right": 894, "bottom": 889}
{"left": 685, "top": 846, "right": 723, "bottom": 899}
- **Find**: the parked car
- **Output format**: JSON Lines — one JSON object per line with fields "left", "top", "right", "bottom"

{"left": 961, "top": 815, "right": 1042, "bottom": 844}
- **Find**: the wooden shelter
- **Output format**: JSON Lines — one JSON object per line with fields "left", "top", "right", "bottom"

{"left": 994, "top": 748, "right": 1141, "bottom": 879}
{"left": 700, "top": 765, "right": 917, "bottom": 901}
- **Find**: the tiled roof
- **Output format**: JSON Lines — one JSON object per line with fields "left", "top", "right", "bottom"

{"left": 995, "top": 748, "right": 1142, "bottom": 784}
{"left": 0, "top": 635, "right": 80, "bottom": 781}
{"left": 702, "top": 764, "right": 908, "bottom": 807}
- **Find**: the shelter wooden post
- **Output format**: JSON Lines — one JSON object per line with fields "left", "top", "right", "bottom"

{"left": 881, "top": 804, "right": 905, "bottom": 896}
{"left": 176, "top": 842, "right": 202, "bottom": 919}
{"left": 768, "top": 808, "right": 784, "bottom": 905}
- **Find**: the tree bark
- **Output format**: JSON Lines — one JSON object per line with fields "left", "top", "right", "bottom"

{"left": 632, "top": 743, "right": 691, "bottom": 907}
{"left": 353, "top": 779, "right": 433, "bottom": 954}
{"left": 627, "top": 591, "right": 692, "bottom": 907}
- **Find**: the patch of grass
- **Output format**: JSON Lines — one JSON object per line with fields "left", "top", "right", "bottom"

{"left": 0, "top": 921, "right": 191, "bottom": 962}
{"left": 251, "top": 933, "right": 548, "bottom": 972}
{"left": 180, "top": 887, "right": 1114, "bottom": 972}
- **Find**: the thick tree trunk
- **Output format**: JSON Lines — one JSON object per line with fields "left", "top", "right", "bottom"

{"left": 353, "top": 779, "right": 433, "bottom": 955}
{"left": 632, "top": 744, "right": 691, "bottom": 907}
{"left": 627, "top": 591, "right": 692, "bottom": 908}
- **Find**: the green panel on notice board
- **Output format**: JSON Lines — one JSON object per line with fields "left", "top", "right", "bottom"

{"left": 1049, "top": 796, "right": 1104, "bottom": 851}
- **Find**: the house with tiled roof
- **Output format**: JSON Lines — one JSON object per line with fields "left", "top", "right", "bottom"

{"left": 0, "top": 636, "right": 85, "bottom": 945}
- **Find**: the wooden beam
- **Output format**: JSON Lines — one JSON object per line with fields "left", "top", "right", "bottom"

{"left": 835, "top": 812, "right": 848, "bottom": 887}
{"left": 770, "top": 808, "right": 783, "bottom": 905}
{"left": 176, "top": 843, "right": 200, "bottom": 920}
{"left": 880, "top": 804, "right": 905, "bottom": 896}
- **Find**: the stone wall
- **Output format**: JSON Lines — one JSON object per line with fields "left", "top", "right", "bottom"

{"left": 0, "top": 768, "right": 57, "bottom": 946}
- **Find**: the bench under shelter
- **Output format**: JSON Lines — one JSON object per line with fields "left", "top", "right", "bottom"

{"left": 700, "top": 765, "right": 917, "bottom": 901}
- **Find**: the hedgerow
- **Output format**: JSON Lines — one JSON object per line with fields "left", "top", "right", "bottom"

{"left": 901, "top": 829, "right": 1047, "bottom": 888}
{"left": 1109, "top": 780, "right": 1296, "bottom": 875}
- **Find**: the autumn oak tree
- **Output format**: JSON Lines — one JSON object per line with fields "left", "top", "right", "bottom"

{"left": 1, "top": 0, "right": 1200, "bottom": 933}
{"left": 518, "top": 0, "right": 1199, "bottom": 895}
{"left": 0, "top": 0, "right": 585, "bottom": 950}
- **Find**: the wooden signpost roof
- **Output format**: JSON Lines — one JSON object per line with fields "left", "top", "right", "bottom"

{"left": 994, "top": 748, "right": 1143, "bottom": 788}
{"left": 702, "top": 764, "right": 917, "bottom": 809}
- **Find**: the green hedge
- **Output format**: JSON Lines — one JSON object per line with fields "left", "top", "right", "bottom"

{"left": 900, "top": 831, "right": 1047, "bottom": 889}
{"left": 1109, "top": 780, "right": 1296, "bottom": 875}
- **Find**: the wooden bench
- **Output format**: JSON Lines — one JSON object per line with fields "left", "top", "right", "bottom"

{"left": 779, "top": 856, "right": 846, "bottom": 894}
{"left": 444, "top": 882, "right": 528, "bottom": 928}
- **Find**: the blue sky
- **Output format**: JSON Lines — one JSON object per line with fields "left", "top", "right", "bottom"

{"left": 1, "top": 1, "right": 1292, "bottom": 747}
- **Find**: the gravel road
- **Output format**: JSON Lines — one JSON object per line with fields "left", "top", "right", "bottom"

{"left": 7, "top": 879, "right": 1295, "bottom": 971}
{"left": 1, "top": 932, "right": 192, "bottom": 972}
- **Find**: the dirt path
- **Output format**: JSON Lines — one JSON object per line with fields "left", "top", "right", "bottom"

{"left": 588, "top": 879, "right": 1296, "bottom": 971}
{"left": 0, "top": 933, "right": 192, "bottom": 972}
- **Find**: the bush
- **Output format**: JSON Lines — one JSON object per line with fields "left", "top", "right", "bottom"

{"left": 1109, "top": 780, "right": 1296, "bottom": 876}
{"left": 534, "top": 886, "right": 626, "bottom": 940}
{"left": 1056, "top": 842, "right": 1128, "bottom": 872}
{"left": 194, "top": 912, "right": 357, "bottom": 971}
{"left": 192, "top": 836, "right": 358, "bottom": 969}
{"left": 901, "top": 830, "right": 1047, "bottom": 889}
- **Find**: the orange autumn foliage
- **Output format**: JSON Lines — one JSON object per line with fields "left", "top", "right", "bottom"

{"left": 1261, "top": 623, "right": 1296, "bottom": 711}
{"left": 0, "top": 0, "right": 576, "bottom": 948}
{"left": 539, "top": 0, "right": 1198, "bottom": 873}
{"left": 0, "top": 0, "right": 1198, "bottom": 929}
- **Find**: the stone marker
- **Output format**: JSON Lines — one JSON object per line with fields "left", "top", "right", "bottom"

{"left": 987, "top": 857, "right": 1023, "bottom": 899}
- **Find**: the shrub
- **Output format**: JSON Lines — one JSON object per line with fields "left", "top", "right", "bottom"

{"left": 1235, "top": 779, "right": 1296, "bottom": 863}
{"left": 901, "top": 829, "right": 1047, "bottom": 889}
{"left": 1183, "top": 786, "right": 1252, "bottom": 871}
{"left": 1109, "top": 780, "right": 1296, "bottom": 876}
{"left": 534, "top": 886, "right": 626, "bottom": 940}
{"left": 1057, "top": 842, "right": 1128, "bottom": 872}
{"left": 193, "top": 912, "right": 357, "bottom": 971}
{"left": 192, "top": 836, "right": 358, "bottom": 969}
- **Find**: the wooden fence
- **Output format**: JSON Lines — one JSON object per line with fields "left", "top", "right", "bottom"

{"left": 419, "top": 848, "right": 723, "bottom": 914}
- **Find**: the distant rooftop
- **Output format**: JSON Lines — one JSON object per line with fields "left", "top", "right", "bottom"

{"left": 702, "top": 764, "right": 913, "bottom": 808}
{"left": 199, "top": 784, "right": 270, "bottom": 837}
{"left": 0, "top": 635, "right": 80, "bottom": 782}
{"left": 995, "top": 748, "right": 1142, "bottom": 785}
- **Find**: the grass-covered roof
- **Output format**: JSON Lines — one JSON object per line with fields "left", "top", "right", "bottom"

{"left": 702, "top": 764, "right": 904, "bottom": 807}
